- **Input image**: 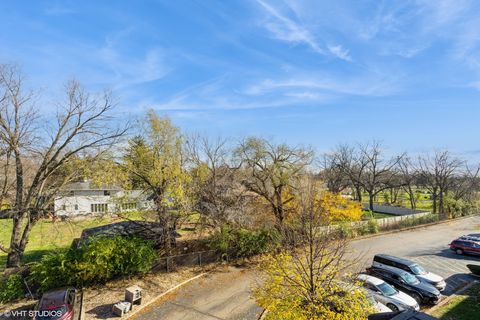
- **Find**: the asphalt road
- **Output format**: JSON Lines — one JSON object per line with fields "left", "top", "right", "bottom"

{"left": 132, "top": 215, "right": 480, "bottom": 320}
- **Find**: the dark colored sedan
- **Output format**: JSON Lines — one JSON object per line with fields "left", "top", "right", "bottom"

{"left": 366, "top": 265, "right": 441, "bottom": 305}
{"left": 449, "top": 238, "right": 480, "bottom": 256}
{"left": 35, "top": 288, "right": 83, "bottom": 320}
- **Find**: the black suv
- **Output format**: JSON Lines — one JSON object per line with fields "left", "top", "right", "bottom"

{"left": 366, "top": 265, "right": 441, "bottom": 305}
{"left": 373, "top": 254, "right": 446, "bottom": 291}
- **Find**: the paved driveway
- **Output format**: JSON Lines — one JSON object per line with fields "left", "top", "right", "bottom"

{"left": 131, "top": 265, "right": 262, "bottom": 320}
{"left": 133, "top": 215, "right": 480, "bottom": 320}
{"left": 349, "top": 215, "right": 480, "bottom": 295}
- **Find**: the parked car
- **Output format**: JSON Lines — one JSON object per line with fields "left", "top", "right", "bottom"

{"left": 366, "top": 265, "right": 441, "bottom": 305}
{"left": 34, "top": 288, "right": 83, "bottom": 320}
{"left": 459, "top": 234, "right": 480, "bottom": 242}
{"left": 449, "top": 238, "right": 480, "bottom": 256}
{"left": 373, "top": 254, "right": 446, "bottom": 291}
{"left": 365, "top": 291, "right": 393, "bottom": 313}
{"left": 357, "top": 274, "right": 419, "bottom": 312}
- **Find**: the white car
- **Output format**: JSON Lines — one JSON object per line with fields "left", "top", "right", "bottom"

{"left": 357, "top": 274, "right": 420, "bottom": 312}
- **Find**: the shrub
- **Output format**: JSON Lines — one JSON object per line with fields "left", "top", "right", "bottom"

{"left": 208, "top": 225, "right": 236, "bottom": 254}
{"left": 337, "top": 222, "right": 357, "bottom": 238}
{"left": 29, "top": 236, "right": 157, "bottom": 292}
{"left": 445, "top": 196, "right": 478, "bottom": 218}
{"left": 209, "top": 226, "right": 278, "bottom": 258}
{"left": 367, "top": 218, "right": 379, "bottom": 234}
{"left": 28, "top": 252, "right": 72, "bottom": 293}
{"left": 0, "top": 274, "right": 25, "bottom": 303}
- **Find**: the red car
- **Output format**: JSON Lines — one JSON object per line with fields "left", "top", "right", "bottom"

{"left": 449, "top": 237, "right": 480, "bottom": 256}
{"left": 34, "top": 288, "right": 83, "bottom": 320}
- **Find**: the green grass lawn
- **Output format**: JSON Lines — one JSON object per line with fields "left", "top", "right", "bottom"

{"left": 431, "top": 282, "right": 480, "bottom": 320}
{"left": 362, "top": 210, "right": 395, "bottom": 219}
{"left": 0, "top": 211, "right": 148, "bottom": 270}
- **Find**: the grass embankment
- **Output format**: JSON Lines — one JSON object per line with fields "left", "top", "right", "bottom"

{"left": 362, "top": 211, "right": 395, "bottom": 219}
{"left": 431, "top": 282, "right": 480, "bottom": 320}
{"left": 0, "top": 212, "right": 146, "bottom": 270}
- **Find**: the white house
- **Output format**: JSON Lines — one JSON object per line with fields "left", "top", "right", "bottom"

{"left": 54, "top": 181, "right": 153, "bottom": 217}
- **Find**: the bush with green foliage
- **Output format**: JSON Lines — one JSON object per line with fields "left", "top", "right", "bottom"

{"left": 0, "top": 274, "right": 25, "bottom": 303}
{"left": 335, "top": 222, "right": 357, "bottom": 238}
{"left": 367, "top": 218, "right": 379, "bottom": 234}
{"left": 29, "top": 236, "right": 157, "bottom": 292}
{"left": 209, "top": 225, "right": 278, "bottom": 258}
{"left": 444, "top": 196, "right": 478, "bottom": 218}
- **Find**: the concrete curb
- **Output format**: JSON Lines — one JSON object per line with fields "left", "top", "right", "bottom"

{"left": 426, "top": 280, "right": 479, "bottom": 315}
{"left": 126, "top": 272, "right": 208, "bottom": 319}
{"left": 258, "top": 308, "right": 268, "bottom": 320}
{"left": 353, "top": 214, "right": 479, "bottom": 242}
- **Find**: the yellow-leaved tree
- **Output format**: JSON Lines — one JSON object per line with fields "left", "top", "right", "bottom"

{"left": 254, "top": 179, "right": 372, "bottom": 320}
{"left": 123, "top": 110, "right": 191, "bottom": 251}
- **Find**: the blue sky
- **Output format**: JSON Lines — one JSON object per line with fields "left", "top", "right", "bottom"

{"left": 1, "top": 0, "right": 480, "bottom": 157}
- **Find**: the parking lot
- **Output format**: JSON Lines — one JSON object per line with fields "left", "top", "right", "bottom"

{"left": 349, "top": 215, "right": 480, "bottom": 297}
{"left": 133, "top": 215, "right": 480, "bottom": 320}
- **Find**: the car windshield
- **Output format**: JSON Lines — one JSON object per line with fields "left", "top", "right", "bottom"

{"left": 377, "top": 282, "right": 397, "bottom": 296}
{"left": 401, "top": 273, "right": 420, "bottom": 285}
{"left": 36, "top": 305, "right": 68, "bottom": 320}
{"left": 410, "top": 264, "right": 427, "bottom": 275}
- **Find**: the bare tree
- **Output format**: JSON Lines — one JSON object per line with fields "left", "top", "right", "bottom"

{"left": 329, "top": 144, "right": 365, "bottom": 202}
{"left": 333, "top": 142, "right": 402, "bottom": 210}
{"left": 451, "top": 164, "right": 480, "bottom": 202}
{"left": 398, "top": 156, "right": 418, "bottom": 209}
{"left": 0, "top": 64, "right": 126, "bottom": 267}
{"left": 418, "top": 151, "right": 463, "bottom": 217}
{"left": 235, "top": 137, "right": 313, "bottom": 229}
{"left": 318, "top": 152, "right": 350, "bottom": 194}
{"left": 186, "top": 134, "right": 246, "bottom": 228}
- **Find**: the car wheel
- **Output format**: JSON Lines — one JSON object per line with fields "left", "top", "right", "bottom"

{"left": 386, "top": 303, "right": 399, "bottom": 312}
{"left": 410, "top": 293, "right": 422, "bottom": 304}
{"left": 456, "top": 248, "right": 464, "bottom": 255}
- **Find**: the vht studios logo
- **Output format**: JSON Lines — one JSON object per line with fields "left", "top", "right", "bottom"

{"left": 0, "top": 310, "right": 63, "bottom": 319}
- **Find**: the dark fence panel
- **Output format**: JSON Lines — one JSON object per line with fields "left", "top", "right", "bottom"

{"left": 151, "top": 250, "right": 222, "bottom": 273}
{"left": 363, "top": 204, "right": 429, "bottom": 216}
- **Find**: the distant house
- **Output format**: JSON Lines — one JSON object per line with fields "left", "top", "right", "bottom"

{"left": 54, "top": 181, "right": 153, "bottom": 217}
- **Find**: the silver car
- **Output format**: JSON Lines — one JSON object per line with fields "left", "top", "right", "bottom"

{"left": 357, "top": 274, "right": 420, "bottom": 312}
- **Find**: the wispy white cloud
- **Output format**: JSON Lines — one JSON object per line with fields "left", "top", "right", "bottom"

{"left": 244, "top": 72, "right": 400, "bottom": 98}
{"left": 255, "top": 0, "right": 352, "bottom": 61}
{"left": 327, "top": 44, "right": 351, "bottom": 61}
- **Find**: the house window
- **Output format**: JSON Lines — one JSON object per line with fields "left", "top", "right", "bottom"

{"left": 74, "top": 204, "right": 78, "bottom": 210}
{"left": 91, "top": 203, "right": 108, "bottom": 213}
{"left": 121, "top": 203, "right": 137, "bottom": 210}
{"left": 69, "top": 191, "right": 74, "bottom": 196}
{"left": 104, "top": 190, "right": 110, "bottom": 196}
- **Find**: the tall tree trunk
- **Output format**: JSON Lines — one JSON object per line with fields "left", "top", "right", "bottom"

{"left": 408, "top": 186, "right": 416, "bottom": 209}
{"left": 355, "top": 186, "right": 362, "bottom": 202}
{"left": 432, "top": 193, "right": 437, "bottom": 215}
{"left": 439, "top": 191, "right": 445, "bottom": 219}
{"left": 7, "top": 213, "right": 31, "bottom": 268}
{"left": 369, "top": 192, "right": 374, "bottom": 211}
